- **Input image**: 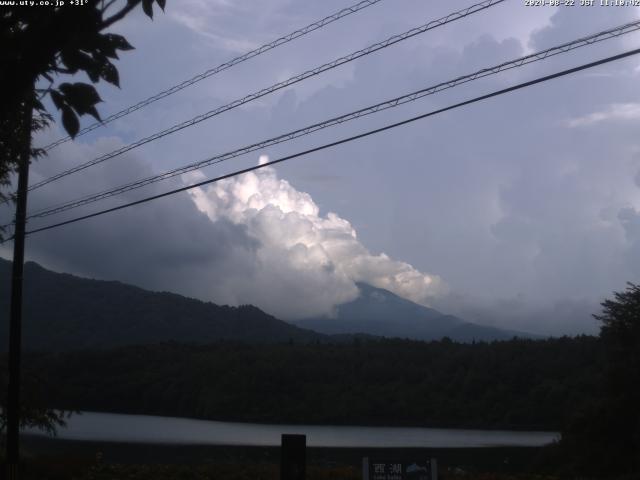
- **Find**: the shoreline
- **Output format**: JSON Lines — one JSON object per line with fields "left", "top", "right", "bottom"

{"left": 23, "top": 411, "right": 558, "bottom": 449}
{"left": 40, "top": 408, "right": 560, "bottom": 433}
{"left": 22, "top": 434, "right": 547, "bottom": 472}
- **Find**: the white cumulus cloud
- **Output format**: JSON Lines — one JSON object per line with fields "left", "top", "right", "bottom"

{"left": 185, "top": 158, "right": 447, "bottom": 319}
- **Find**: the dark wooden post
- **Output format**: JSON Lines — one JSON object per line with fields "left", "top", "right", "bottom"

{"left": 280, "top": 434, "right": 306, "bottom": 480}
{"left": 6, "top": 89, "right": 33, "bottom": 480}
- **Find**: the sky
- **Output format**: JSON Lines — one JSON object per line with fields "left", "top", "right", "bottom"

{"left": 3, "top": 0, "right": 640, "bottom": 335}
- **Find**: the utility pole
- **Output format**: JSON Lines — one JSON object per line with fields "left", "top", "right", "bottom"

{"left": 6, "top": 90, "right": 33, "bottom": 480}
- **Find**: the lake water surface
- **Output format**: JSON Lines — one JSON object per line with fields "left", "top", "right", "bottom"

{"left": 26, "top": 412, "right": 559, "bottom": 448}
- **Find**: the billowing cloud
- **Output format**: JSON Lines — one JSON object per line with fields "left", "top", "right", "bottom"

{"left": 186, "top": 155, "right": 446, "bottom": 319}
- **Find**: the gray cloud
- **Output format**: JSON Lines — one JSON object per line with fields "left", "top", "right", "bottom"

{"left": 1, "top": 130, "right": 260, "bottom": 305}
{"left": 432, "top": 293, "right": 602, "bottom": 336}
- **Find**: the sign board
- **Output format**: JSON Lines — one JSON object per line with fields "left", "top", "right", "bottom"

{"left": 362, "top": 458, "right": 437, "bottom": 480}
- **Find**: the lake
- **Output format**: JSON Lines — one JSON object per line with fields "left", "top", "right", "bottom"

{"left": 26, "top": 412, "right": 559, "bottom": 448}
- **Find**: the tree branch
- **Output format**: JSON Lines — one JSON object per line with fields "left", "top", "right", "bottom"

{"left": 101, "top": 1, "right": 140, "bottom": 30}
{"left": 100, "top": 0, "right": 119, "bottom": 16}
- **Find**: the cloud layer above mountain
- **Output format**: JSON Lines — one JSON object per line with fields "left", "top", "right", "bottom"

{"left": 0, "top": 138, "right": 445, "bottom": 321}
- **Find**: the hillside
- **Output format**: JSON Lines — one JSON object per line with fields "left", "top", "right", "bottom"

{"left": 0, "top": 258, "right": 324, "bottom": 351}
{"left": 295, "top": 283, "right": 534, "bottom": 342}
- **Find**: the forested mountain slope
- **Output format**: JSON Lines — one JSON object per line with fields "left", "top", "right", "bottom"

{"left": 0, "top": 258, "right": 324, "bottom": 351}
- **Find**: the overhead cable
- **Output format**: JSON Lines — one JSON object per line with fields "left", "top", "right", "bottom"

{"left": 29, "top": 0, "right": 505, "bottom": 192}
{"left": 26, "top": 20, "right": 640, "bottom": 220}
{"left": 41, "top": 0, "right": 388, "bottom": 151}
{"left": 24, "top": 47, "right": 640, "bottom": 236}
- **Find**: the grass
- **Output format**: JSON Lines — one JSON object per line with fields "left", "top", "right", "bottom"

{"left": 21, "top": 460, "right": 563, "bottom": 480}
{"left": 12, "top": 436, "right": 562, "bottom": 479}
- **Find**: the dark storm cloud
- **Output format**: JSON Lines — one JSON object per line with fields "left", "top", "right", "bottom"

{"left": 1, "top": 131, "right": 260, "bottom": 304}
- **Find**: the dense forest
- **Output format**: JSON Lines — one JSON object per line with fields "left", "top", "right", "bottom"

{"left": 20, "top": 336, "right": 602, "bottom": 431}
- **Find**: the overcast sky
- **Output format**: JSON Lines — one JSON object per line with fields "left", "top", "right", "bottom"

{"left": 3, "top": 0, "right": 640, "bottom": 335}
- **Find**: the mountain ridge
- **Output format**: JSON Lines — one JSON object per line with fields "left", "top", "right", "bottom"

{"left": 0, "top": 258, "right": 325, "bottom": 351}
{"left": 294, "top": 282, "right": 536, "bottom": 341}
{"left": 0, "top": 258, "right": 535, "bottom": 351}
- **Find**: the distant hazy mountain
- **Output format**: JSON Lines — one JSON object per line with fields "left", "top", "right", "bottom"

{"left": 294, "top": 283, "right": 535, "bottom": 342}
{"left": 0, "top": 258, "right": 324, "bottom": 351}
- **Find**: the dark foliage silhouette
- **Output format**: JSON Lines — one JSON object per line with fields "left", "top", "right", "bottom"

{"left": 0, "top": 0, "right": 166, "bottom": 203}
{"left": 0, "top": 0, "right": 166, "bottom": 436}
{"left": 557, "top": 283, "right": 640, "bottom": 477}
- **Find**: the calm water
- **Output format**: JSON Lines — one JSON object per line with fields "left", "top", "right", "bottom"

{"left": 26, "top": 412, "right": 559, "bottom": 448}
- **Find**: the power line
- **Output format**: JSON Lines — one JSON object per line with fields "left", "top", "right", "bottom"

{"left": 25, "top": 20, "right": 640, "bottom": 221}
{"left": 24, "top": 47, "right": 640, "bottom": 237}
{"left": 28, "top": 0, "right": 505, "bottom": 192}
{"left": 41, "top": 0, "right": 387, "bottom": 151}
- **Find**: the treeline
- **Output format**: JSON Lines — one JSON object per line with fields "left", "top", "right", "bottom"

{"left": 21, "top": 336, "right": 603, "bottom": 430}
